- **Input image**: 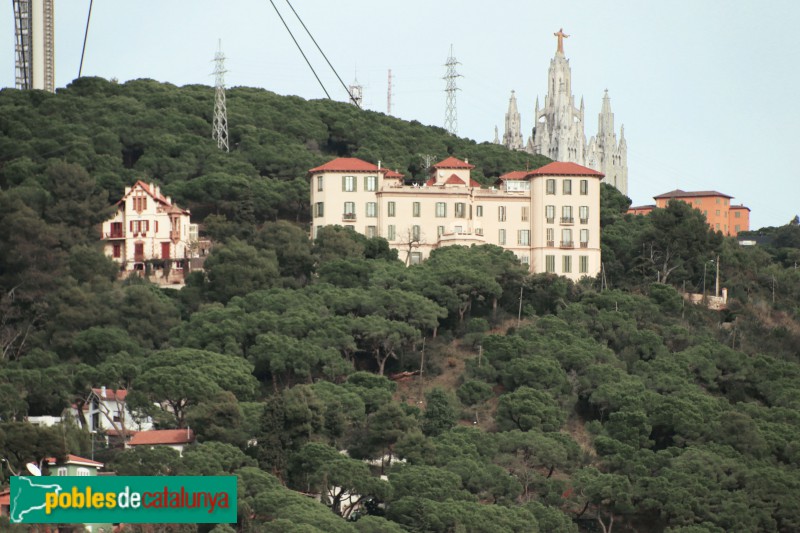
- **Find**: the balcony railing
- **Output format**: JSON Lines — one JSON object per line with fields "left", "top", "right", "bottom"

{"left": 342, "top": 213, "right": 356, "bottom": 221}
{"left": 580, "top": 218, "right": 588, "bottom": 224}
{"left": 134, "top": 253, "right": 145, "bottom": 263}
{"left": 560, "top": 217, "right": 574, "bottom": 225}
{"left": 546, "top": 218, "right": 554, "bottom": 224}
{"left": 546, "top": 240, "right": 555, "bottom": 247}
{"left": 103, "top": 231, "right": 125, "bottom": 239}
{"left": 560, "top": 241, "right": 574, "bottom": 249}
{"left": 580, "top": 242, "right": 589, "bottom": 248}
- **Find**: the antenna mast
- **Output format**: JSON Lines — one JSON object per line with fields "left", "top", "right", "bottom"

{"left": 443, "top": 44, "right": 461, "bottom": 135}
{"left": 212, "top": 40, "right": 229, "bottom": 152}
{"left": 348, "top": 75, "right": 363, "bottom": 107}
{"left": 387, "top": 69, "right": 393, "bottom": 115}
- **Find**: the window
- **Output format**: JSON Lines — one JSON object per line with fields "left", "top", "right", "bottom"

{"left": 366, "top": 225, "right": 377, "bottom": 238}
{"left": 546, "top": 179, "right": 556, "bottom": 195}
{"left": 546, "top": 228, "right": 554, "bottom": 245}
{"left": 715, "top": 223, "right": 720, "bottom": 230}
{"left": 437, "top": 225, "right": 445, "bottom": 236}
{"left": 313, "top": 225, "right": 321, "bottom": 239}
{"left": 580, "top": 179, "right": 588, "bottom": 195}
{"left": 546, "top": 205, "right": 555, "bottom": 223}
{"left": 412, "top": 225, "right": 421, "bottom": 240}
{"left": 77, "top": 468, "right": 90, "bottom": 476}
{"left": 561, "top": 205, "right": 573, "bottom": 223}
{"left": 455, "top": 202, "right": 466, "bottom": 218}
{"left": 344, "top": 202, "right": 355, "bottom": 220}
{"left": 498, "top": 229, "right": 506, "bottom": 245}
{"left": 413, "top": 202, "right": 421, "bottom": 217}
{"left": 716, "top": 209, "right": 720, "bottom": 216}
{"left": 314, "top": 202, "right": 324, "bottom": 217}
{"left": 716, "top": 198, "right": 720, "bottom": 204}
{"left": 579, "top": 256, "right": 588, "bottom": 273}
{"left": 579, "top": 206, "right": 589, "bottom": 223}
{"left": 476, "top": 205, "right": 483, "bottom": 217}
{"left": 735, "top": 224, "right": 740, "bottom": 232}
{"left": 365, "top": 175, "right": 377, "bottom": 191}
{"left": 521, "top": 206, "right": 529, "bottom": 222}
{"left": 112, "top": 243, "right": 122, "bottom": 258}
{"left": 317, "top": 176, "right": 324, "bottom": 191}
{"left": 133, "top": 196, "right": 147, "bottom": 212}
{"left": 388, "top": 225, "right": 396, "bottom": 241}
{"left": 57, "top": 468, "right": 67, "bottom": 476}
{"left": 410, "top": 252, "right": 422, "bottom": 265}
{"left": 436, "top": 202, "right": 447, "bottom": 217}
{"left": 388, "top": 201, "right": 396, "bottom": 217}
{"left": 546, "top": 255, "right": 555, "bottom": 273}
{"left": 520, "top": 255, "right": 530, "bottom": 265}
{"left": 454, "top": 225, "right": 463, "bottom": 234}
{"left": 563, "top": 179, "right": 572, "bottom": 195}
{"left": 345, "top": 225, "right": 355, "bottom": 230}
{"left": 498, "top": 206, "right": 507, "bottom": 221}
{"left": 704, "top": 210, "right": 708, "bottom": 217}
{"left": 366, "top": 202, "right": 377, "bottom": 217}
{"left": 518, "top": 230, "right": 530, "bottom": 245}
{"left": 563, "top": 255, "right": 572, "bottom": 273}
{"left": 129, "top": 220, "right": 150, "bottom": 235}
{"left": 561, "top": 228, "right": 572, "bottom": 247}
{"left": 580, "top": 229, "right": 589, "bottom": 246}
{"left": 475, "top": 228, "right": 483, "bottom": 235}
{"left": 342, "top": 175, "right": 356, "bottom": 192}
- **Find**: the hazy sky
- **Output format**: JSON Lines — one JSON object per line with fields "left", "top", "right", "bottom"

{"left": 3, "top": 1, "right": 799, "bottom": 229}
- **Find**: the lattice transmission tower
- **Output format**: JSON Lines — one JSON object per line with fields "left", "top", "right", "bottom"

{"left": 443, "top": 44, "right": 461, "bottom": 135}
{"left": 212, "top": 40, "right": 229, "bottom": 152}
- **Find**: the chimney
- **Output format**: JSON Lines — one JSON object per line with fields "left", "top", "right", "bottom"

{"left": 101, "top": 386, "right": 107, "bottom": 398}
{"left": 465, "top": 158, "right": 469, "bottom": 164}
{"left": 378, "top": 160, "right": 381, "bottom": 170}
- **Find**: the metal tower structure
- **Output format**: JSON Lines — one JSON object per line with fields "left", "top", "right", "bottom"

{"left": 13, "top": 0, "right": 55, "bottom": 92}
{"left": 212, "top": 40, "right": 229, "bottom": 152}
{"left": 348, "top": 77, "right": 363, "bottom": 107}
{"left": 443, "top": 44, "right": 461, "bottom": 135}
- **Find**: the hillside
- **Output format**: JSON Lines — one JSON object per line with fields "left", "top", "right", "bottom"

{"left": 1, "top": 79, "right": 800, "bottom": 533}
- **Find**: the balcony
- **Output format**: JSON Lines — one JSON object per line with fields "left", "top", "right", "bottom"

{"left": 560, "top": 241, "right": 574, "bottom": 249}
{"left": 134, "top": 253, "right": 145, "bottom": 263}
{"left": 103, "top": 230, "right": 125, "bottom": 239}
{"left": 546, "top": 218, "right": 554, "bottom": 224}
{"left": 560, "top": 217, "right": 574, "bottom": 225}
{"left": 580, "top": 218, "right": 588, "bottom": 224}
{"left": 342, "top": 213, "right": 357, "bottom": 222}
{"left": 546, "top": 240, "right": 555, "bottom": 247}
{"left": 580, "top": 242, "right": 589, "bottom": 248}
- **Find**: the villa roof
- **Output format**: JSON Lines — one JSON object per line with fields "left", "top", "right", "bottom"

{"left": 309, "top": 157, "right": 380, "bottom": 173}
{"left": 383, "top": 169, "right": 405, "bottom": 179}
{"left": 653, "top": 189, "right": 733, "bottom": 199}
{"left": 47, "top": 454, "right": 104, "bottom": 468}
{"left": 116, "top": 181, "right": 190, "bottom": 215}
{"left": 498, "top": 171, "right": 530, "bottom": 181}
{"left": 432, "top": 156, "right": 475, "bottom": 170}
{"left": 129, "top": 429, "right": 195, "bottom": 446}
{"left": 526, "top": 161, "right": 604, "bottom": 177}
{"left": 91, "top": 388, "right": 128, "bottom": 402}
{"left": 444, "top": 174, "right": 465, "bottom": 185}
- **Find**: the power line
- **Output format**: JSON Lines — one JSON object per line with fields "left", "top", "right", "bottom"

{"left": 282, "top": 0, "right": 359, "bottom": 108}
{"left": 79, "top": 0, "right": 94, "bottom": 77}
{"left": 266, "top": 0, "right": 331, "bottom": 99}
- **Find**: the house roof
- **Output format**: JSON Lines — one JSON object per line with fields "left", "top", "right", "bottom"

{"left": 116, "top": 181, "right": 190, "bottom": 215}
{"left": 525, "top": 161, "right": 604, "bottom": 177}
{"left": 92, "top": 388, "right": 128, "bottom": 402}
{"left": 383, "top": 169, "right": 405, "bottom": 179}
{"left": 425, "top": 177, "right": 437, "bottom": 187}
{"left": 498, "top": 170, "right": 530, "bottom": 181}
{"left": 729, "top": 204, "right": 751, "bottom": 211}
{"left": 47, "top": 454, "right": 104, "bottom": 468}
{"left": 653, "top": 189, "right": 733, "bottom": 200}
{"left": 469, "top": 178, "right": 481, "bottom": 188}
{"left": 444, "top": 174, "right": 465, "bottom": 185}
{"left": 309, "top": 157, "right": 380, "bottom": 173}
{"left": 129, "top": 429, "right": 195, "bottom": 446}
{"left": 629, "top": 205, "right": 656, "bottom": 211}
{"left": 432, "top": 156, "right": 475, "bottom": 170}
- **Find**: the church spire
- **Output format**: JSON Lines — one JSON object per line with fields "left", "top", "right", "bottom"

{"left": 502, "top": 90, "right": 524, "bottom": 150}
{"left": 598, "top": 89, "right": 614, "bottom": 136}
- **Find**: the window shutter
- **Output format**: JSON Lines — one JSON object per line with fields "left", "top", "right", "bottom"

{"left": 342, "top": 176, "right": 346, "bottom": 191}
{"left": 130, "top": 221, "right": 134, "bottom": 232}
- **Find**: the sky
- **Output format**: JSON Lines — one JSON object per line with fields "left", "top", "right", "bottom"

{"left": 2, "top": 0, "right": 800, "bottom": 230}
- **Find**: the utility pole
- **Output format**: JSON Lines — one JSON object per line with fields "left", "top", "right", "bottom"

{"left": 714, "top": 255, "right": 720, "bottom": 298}
{"left": 443, "top": 44, "right": 461, "bottom": 135}
{"left": 517, "top": 285, "right": 524, "bottom": 327}
{"left": 212, "top": 40, "right": 230, "bottom": 152}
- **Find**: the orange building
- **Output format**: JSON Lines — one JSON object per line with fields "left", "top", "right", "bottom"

{"left": 628, "top": 189, "right": 750, "bottom": 236}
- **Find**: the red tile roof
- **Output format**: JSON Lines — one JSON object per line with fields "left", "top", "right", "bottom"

{"left": 129, "top": 429, "right": 195, "bottom": 446}
{"left": 444, "top": 174, "right": 465, "bottom": 185}
{"left": 118, "top": 181, "right": 190, "bottom": 215}
{"left": 628, "top": 205, "right": 656, "bottom": 211}
{"left": 432, "top": 156, "right": 475, "bottom": 169}
{"left": 383, "top": 169, "right": 405, "bottom": 179}
{"left": 653, "top": 189, "right": 733, "bottom": 199}
{"left": 309, "top": 157, "right": 380, "bottom": 173}
{"left": 425, "top": 177, "right": 437, "bottom": 187}
{"left": 498, "top": 171, "right": 530, "bottom": 181}
{"left": 469, "top": 179, "right": 481, "bottom": 188}
{"left": 47, "top": 454, "right": 104, "bottom": 468}
{"left": 92, "top": 388, "right": 128, "bottom": 402}
{"left": 526, "top": 162, "right": 604, "bottom": 177}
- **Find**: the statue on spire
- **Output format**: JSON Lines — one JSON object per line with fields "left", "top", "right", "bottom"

{"left": 554, "top": 28, "right": 570, "bottom": 54}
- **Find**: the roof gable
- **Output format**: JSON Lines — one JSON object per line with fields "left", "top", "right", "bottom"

{"left": 432, "top": 156, "right": 475, "bottom": 170}
{"left": 526, "top": 162, "right": 604, "bottom": 177}
{"left": 309, "top": 157, "right": 380, "bottom": 173}
{"left": 444, "top": 174, "right": 465, "bottom": 185}
{"left": 47, "top": 454, "right": 104, "bottom": 468}
{"left": 653, "top": 189, "right": 733, "bottom": 200}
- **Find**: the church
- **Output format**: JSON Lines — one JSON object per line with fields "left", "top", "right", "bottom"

{"left": 497, "top": 29, "right": 628, "bottom": 196}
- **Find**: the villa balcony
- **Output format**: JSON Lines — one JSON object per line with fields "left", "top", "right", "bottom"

{"left": 560, "top": 241, "right": 574, "bottom": 249}
{"left": 580, "top": 242, "right": 589, "bottom": 248}
{"left": 546, "top": 240, "right": 555, "bottom": 247}
{"left": 560, "top": 217, "right": 574, "bottom": 225}
{"left": 580, "top": 218, "right": 588, "bottom": 224}
{"left": 103, "top": 230, "right": 126, "bottom": 239}
{"left": 342, "top": 213, "right": 357, "bottom": 222}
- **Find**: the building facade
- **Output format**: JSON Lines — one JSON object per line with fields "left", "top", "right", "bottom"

{"left": 100, "top": 181, "right": 196, "bottom": 281}
{"left": 628, "top": 189, "right": 751, "bottom": 236}
{"left": 499, "top": 30, "right": 628, "bottom": 195}
{"left": 309, "top": 156, "right": 602, "bottom": 281}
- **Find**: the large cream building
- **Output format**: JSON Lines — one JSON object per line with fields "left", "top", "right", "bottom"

{"left": 309, "top": 156, "right": 602, "bottom": 280}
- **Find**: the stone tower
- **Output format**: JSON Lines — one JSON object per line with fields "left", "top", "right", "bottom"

{"left": 502, "top": 90, "right": 524, "bottom": 150}
{"left": 587, "top": 90, "right": 628, "bottom": 195}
